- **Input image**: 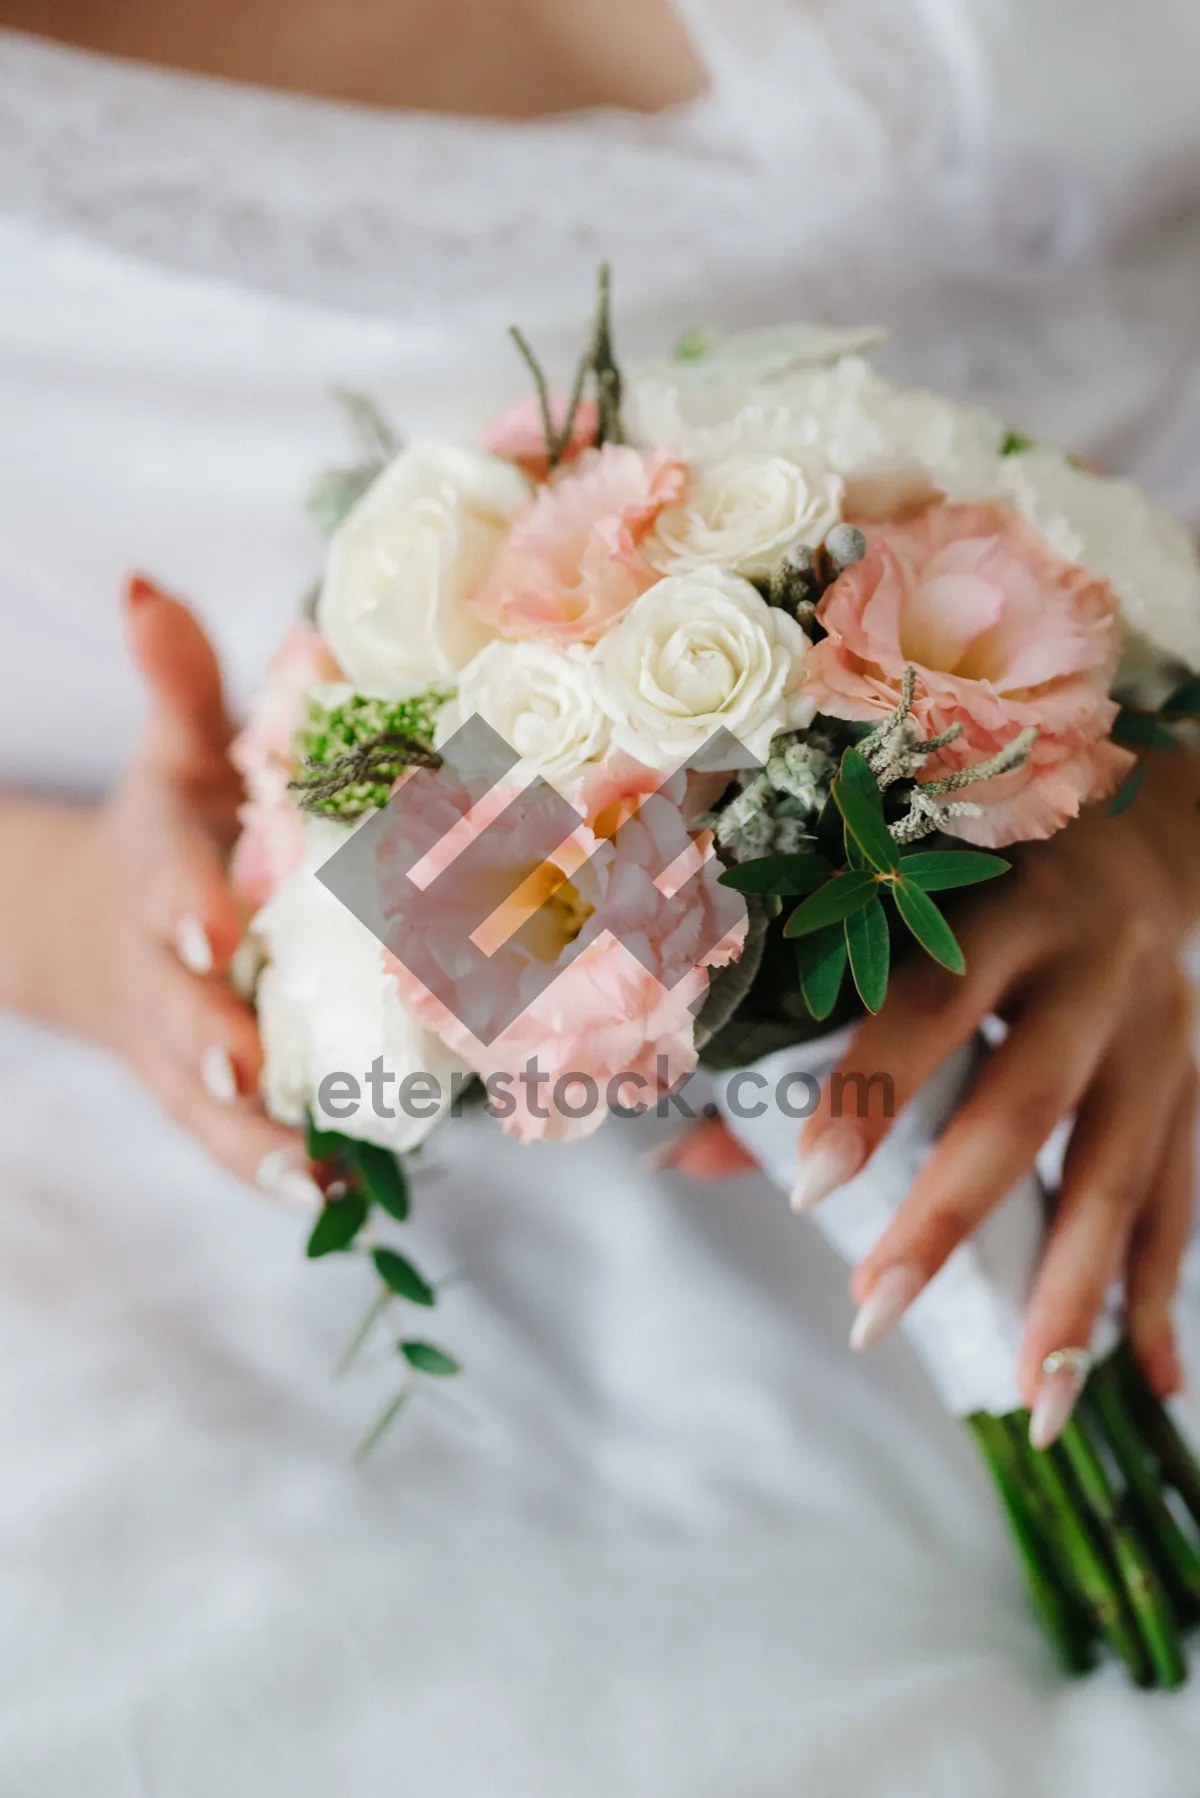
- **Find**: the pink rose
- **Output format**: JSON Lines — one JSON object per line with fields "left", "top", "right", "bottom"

{"left": 374, "top": 760, "right": 745, "bottom": 1142}
{"left": 804, "top": 503, "right": 1134, "bottom": 846}
{"left": 471, "top": 445, "right": 686, "bottom": 645}
{"left": 484, "top": 393, "right": 600, "bottom": 481}
{"left": 230, "top": 623, "right": 341, "bottom": 907}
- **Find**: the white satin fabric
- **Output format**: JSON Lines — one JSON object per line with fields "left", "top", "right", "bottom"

{"left": 4, "top": 4, "right": 1200, "bottom": 1791}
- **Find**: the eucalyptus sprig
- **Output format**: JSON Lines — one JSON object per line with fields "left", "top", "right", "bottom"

{"left": 304, "top": 1118, "right": 460, "bottom": 1457}
{"left": 720, "top": 748, "right": 1010, "bottom": 1020}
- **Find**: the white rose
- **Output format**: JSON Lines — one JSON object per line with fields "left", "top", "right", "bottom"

{"left": 647, "top": 449, "right": 843, "bottom": 580}
{"left": 995, "top": 445, "right": 1200, "bottom": 680}
{"left": 317, "top": 442, "right": 531, "bottom": 695}
{"left": 592, "top": 569, "right": 815, "bottom": 770}
{"left": 256, "top": 817, "right": 466, "bottom": 1153}
{"left": 630, "top": 359, "right": 1004, "bottom": 513}
{"left": 442, "top": 639, "right": 610, "bottom": 788}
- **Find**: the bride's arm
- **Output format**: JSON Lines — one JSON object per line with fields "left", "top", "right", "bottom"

{"left": 0, "top": 582, "right": 309, "bottom": 1200}
{"left": 0, "top": 794, "right": 88, "bottom": 1026}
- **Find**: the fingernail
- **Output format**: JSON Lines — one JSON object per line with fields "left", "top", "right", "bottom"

{"left": 1030, "top": 1347, "right": 1093, "bottom": 1451}
{"left": 200, "top": 1045, "right": 238, "bottom": 1104}
{"left": 849, "top": 1263, "right": 923, "bottom": 1353}
{"left": 791, "top": 1130, "right": 863, "bottom": 1213}
{"left": 125, "top": 573, "right": 163, "bottom": 610}
{"left": 256, "top": 1149, "right": 322, "bottom": 1213}
{"left": 176, "top": 915, "right": 213, "bottom": 975}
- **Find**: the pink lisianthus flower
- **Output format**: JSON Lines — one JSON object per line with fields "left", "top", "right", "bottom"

{"left": 804, "top": 503, "right": 1134, "bottom": 846}
{"left": 471, "top": 445, "right": 687, "bottom": 645}
{"left": 484, "top": 392, "right": 600, "bottom": 481}
{"left": 374, "top": 761, "right": 746, "bottom": 1142}
{"left": 230, "top": 623, "right": 341, "bottom": 906}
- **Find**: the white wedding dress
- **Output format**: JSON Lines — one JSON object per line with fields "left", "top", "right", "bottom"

{"left": 4, "top": 5, "right": 1200, "bottom": 1792}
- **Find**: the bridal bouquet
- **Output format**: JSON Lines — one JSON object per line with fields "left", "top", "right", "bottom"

{"left": 233, "top": 269, "right": 1200, "bottom": 1682}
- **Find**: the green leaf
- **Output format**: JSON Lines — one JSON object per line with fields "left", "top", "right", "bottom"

{"left": 1163, "top": 676, "right": 1200, "bottom": 716}
{"left": 306, "top": 1117, "right": 349, "bottom": 1162}
{"left": 795, "top": 923, "right": 848, "bottom": 1021}
{"left": 1112, "top": 709, "right": 1176, "bottom": 751}
{"left": 831, "top": 753, "right": 899, "bottom": 873}
{"left": 372, "top": 1247, "right": 436, "bottom": 1306}
{"left": 845, "top": 895, "right": 890, "bottom": 1013}
{"left": 783, "top": 870, "right": 878, "bottom": 938}
{"left": 999, "top": 429, "right": 1037, "bottom": 456}
{"left": 306, "top": 1190, "right": 369, "bottom": 1259}
{"left": 898, "top": 850, "right": 1010, "bottom": 891}
{"left": 1108, "top": 759, "right": 1145, "bottom": 817}
{"left": 835, "top": 745, "right": 881, "bottom": 801}
{"left": 348, "top": 1141, "right": 411, "bottom": 1222}
{"left": 718, "top": 853, "right": 833, "bottom": 896}
{"left": 892, "top": 878, "right": 965, "bottom": 975}
{"left": 400, "top": 1340, "right": 461, "bottom": 1377}
{"left": 814, "top": 790, "right": 846, "bottom": 859}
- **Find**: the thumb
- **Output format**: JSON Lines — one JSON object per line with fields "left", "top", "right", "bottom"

{"left": 124, "top": 574, "right": 232, "bottom": 774}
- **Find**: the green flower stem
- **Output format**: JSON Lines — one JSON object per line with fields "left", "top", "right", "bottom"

{"left": 353, "top": 1385, "right": 411, "bottom": 1463}
{"left": 1058, "top": 1415, "right": 1186, "bottom": 1690}
{"left": 967, "top": 1413, "right": 1096, "bottom": 1674}
{"left": 1084, "top": 1361, "right": 1200, "bottom": 1624}
{"left": 1115, "top": 1342, "right": 1200, "bottom": 1533}
{"left": 337, "top": 1285, "right": 392, "bottom": 1379}
{"left": 1017, "top": 1419, "right": 1153, "bottom": 1683}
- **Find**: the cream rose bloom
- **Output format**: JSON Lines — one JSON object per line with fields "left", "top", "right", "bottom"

{"left": 317, "top": 442, "right": 531, "bottom": 695}
{"left": 592, "top": 569, "right": 815, "bottom": 770}
{"left": 256, "top": 817, "right": 466, "bottom": 1153}
{"left": 647, "top": 449, "right": 843, "bottom": 580}
{"left": 440, "top": 639, "right": 611, "bottom": 788}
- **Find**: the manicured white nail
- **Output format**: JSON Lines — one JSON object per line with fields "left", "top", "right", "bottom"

{"left": 791, "top": 1132, "right": 862, "bottom": 1213}
{"left": 176, "top": 915, "right": 213, "bottom": 975}
{"left": 1030, "top": 1347, "right": 1093, "bottom": 1451}
{"left": 201, "top": 1045, "right": 238, "bottom": 1104}
{"left": 849, "top": 1263, "right": 923, "bottom": 1353}
{"left": 256, "top": 1150, "right": 322, "bottom": 1213}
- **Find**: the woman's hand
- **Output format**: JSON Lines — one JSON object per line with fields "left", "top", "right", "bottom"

{"left": 674, "top": 759, "right": 1200, "bottom": 1435}
{"left": 40, "top": 578, "right": 311, "bottom": 1200}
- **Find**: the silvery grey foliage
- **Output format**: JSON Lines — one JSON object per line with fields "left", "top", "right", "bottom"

{"left": 858, "top": 667, "right": 1037, "bottom": 844}
{"left": 699, "top": 732, "right": 838, "bottom": 863}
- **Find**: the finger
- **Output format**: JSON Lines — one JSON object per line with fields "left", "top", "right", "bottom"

{"left": 156, "top": 954, "right": 265, "bottom": 1098}
{"left": 124, "top": 574, "right": 233, "bottom": 776}
{"left": 848, "top": 938, "right": 1144, "bottom": 1338}
{"left": 1126, "top": 1064, "right": 1198, "bottom": 1397}
{"left": 791, "top": 881, "right": 1055, "bottom": 1212}
{"left": 151, "top": 828, "right": 246, "bottom": 975}
{"left": 150, "top": 1050, "right": 313, "bottom": 1203}
{"left": 1018, "top": 988, "right": 1192, "bottom": 1419}
{"left": 646, "top": 1116, "right": 759, "bottom": 1179}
